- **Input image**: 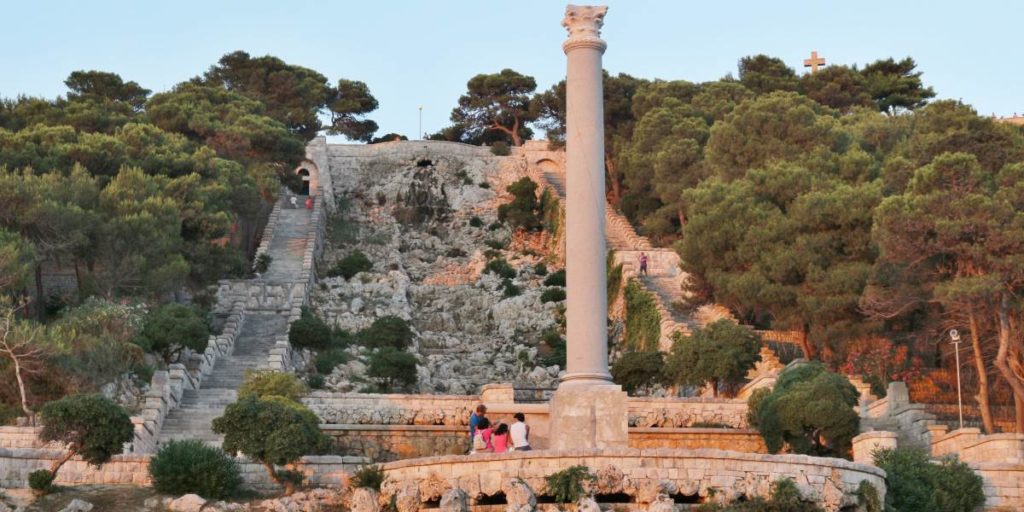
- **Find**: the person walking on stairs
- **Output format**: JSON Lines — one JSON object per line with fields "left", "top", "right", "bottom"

{"left": 639, "top": 252, "right": 649, "bottom": 276}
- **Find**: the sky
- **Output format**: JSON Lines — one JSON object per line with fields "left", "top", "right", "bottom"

{"left": 1, "top": 0, "right": 1022, "bottom": 140}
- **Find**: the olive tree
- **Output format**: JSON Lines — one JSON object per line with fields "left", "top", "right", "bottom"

{"left": 38, "top": 394, "right": 134, "bottom": 478}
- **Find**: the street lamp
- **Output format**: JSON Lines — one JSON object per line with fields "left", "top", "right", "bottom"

{"left": 949, "top": 329, "right": 964, "bottom": 429}
{"left": 418, "top": 106, "right": 423, "bottom": 140}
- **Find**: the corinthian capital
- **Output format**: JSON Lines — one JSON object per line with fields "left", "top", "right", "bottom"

{"left": 562, "top": 4, "right": 608, "bottom": 53}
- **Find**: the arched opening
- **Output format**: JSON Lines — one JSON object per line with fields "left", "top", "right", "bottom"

{"left": 297, "top": 169, "right": 311, "bottom": 195}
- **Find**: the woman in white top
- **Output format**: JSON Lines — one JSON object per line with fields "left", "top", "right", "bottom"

{"left": 510, "top": 412, "right": 530, "bottom": 451}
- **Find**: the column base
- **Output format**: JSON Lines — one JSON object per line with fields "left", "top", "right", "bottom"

{"left": 548, "top": 383, "right": 628, "bottom": 450}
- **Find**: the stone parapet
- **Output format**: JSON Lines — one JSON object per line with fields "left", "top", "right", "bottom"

{"left": 851, "top": 431, "right": 898, "bottom": 464}
{"left": 379, "top": 448, "right": 885, "bottom": 511}
{"left": 628, "top": 428, "right": 766, "bottom": 453}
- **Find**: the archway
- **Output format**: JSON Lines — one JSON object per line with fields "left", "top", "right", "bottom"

{"left": 293, "top": 160, "right": 320, "bottom": 197}
{"left": 298, "top": 169, "right": 311, "bottom": 195}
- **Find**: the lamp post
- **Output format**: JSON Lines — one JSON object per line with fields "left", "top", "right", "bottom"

{"left": 418, "top": 106, "right": 423, "bottom": 140}
{"left": 949, "top": 329, "right": 964, "bottom": 429}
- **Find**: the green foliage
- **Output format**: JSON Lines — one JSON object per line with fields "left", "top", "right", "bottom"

{"left": 328, "top": 79, "right": 380, "bottom": 142}
{"left": 607, "top": 252, "right": 624, "bottom": 309}
{"left": 0, "top": 403, "right": 19, "bottom": 426}
{"left": 539, "top": 328, "right": 566, "bottom": 368}
{"left": 533, "top": 263, "right": 548, "bottom": 276}
{"left": 351, "top": 464, "right": 386, "bottom": 490}
{"left": 149, "top": 440, "right": 242, "bottom": 499}
{"left": 367, "top": 347, "right": 418, "bottom": 391}
{"left": 315, "top": 349, "right": 350, "bottom": 375}
{"left": 487, "top": 221, "right": 501, "bottom": 230}
{"left": 862, "top": 57, "right": 936, "bottom": 115}
{"left": 750, "top": 363, "right": 859, "bottom": 456}
{"left": 254, "top": 253, "right": 272, "bottom": 274}
{"left": 288, "top": 307, "right": 335, "bottom": 351}
{"left": 855, "top": 481, "right": 882, "bottom": 512}
{"left": 39, "top": 394, "right": 133, "bottom": 468}
{"left": 623, "top": 280, "right": 661, "bottom": 352}
{"left": 540, "top": 287, "right": 566, "bottom": 303}
{"left": 136, "top": 303, "right": 209, "bottom": 362}
{"left": 469, "top": 216, "right": 484, "bottom": 228}
{"left": 0, "top": 228, "right": 35, "bottom": 292}
{"left": 357, "top": 316, "right": 414, "bottom": 350}
{"left": 306, "top": 373, "right": 325, "bottom": 390}
{"left": 212, "top": 396, "right": 329, "bottom": 491}
{"left": 691, "top": 421, "right": 732, "bottom": 429}
{"left": 501, "top": 278, "right": 521, "bottom": 298}
{"left": 485, "top": 239, "right": 506, "bottom": 250}
{"left": 544, "top": 465, "right": 595, "bottom": 503}
{"left": 696, "top": 478, "right": 823, "bottom": 512}
{"left": 664, "top": 320, "right": 761, "bottom": 396}
{"left": 745, "top": 388, "right": 772, "bottom": 428}
{"left": 485, "top": 258, "right": 517, "bottom": 279}
{"left": 28, "top": 469, "right": 55, "bottom": 494}
{"left": 874, "top": 447, "right": 984, "bottom": 512}
{"left": 490, "top": 141, "right": 511, "bottom": 156}
{"left": 238, "top": 370, "right": 307, "bottom": 402}
{"left": 442, "top": 69, "right": 537, "bottom": 146}
{"left": 543, "top": 269, "right": 566, "bottom": 287}
{"left": 738, "top": 55, "right": 799, "bottom": 95}
{"left": 611, "top": 351, "right": 666, "bottom": 394}
{"left": 497, "top": 178, "right": 543, "bottom": 231}
{"left": 327, "top": 250, "right": 373, "bottom": 280}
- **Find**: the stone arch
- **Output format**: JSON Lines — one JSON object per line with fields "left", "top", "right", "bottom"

{"left": 535, "top": 158, "right": 562, "bottom": 174}
{"left": 294, "top": 160, "right": 320, "bottom": 196}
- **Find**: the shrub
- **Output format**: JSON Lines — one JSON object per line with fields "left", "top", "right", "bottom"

{"left": 664, "top": 320, "right": 762, "bottom": 397}
{"left": 745, "top": 388, "right": 772, "bottom": 428}
{"left": 611, "top": 351, "right": 666, "bottom": 394}
{"left": 479, "top": 181, "right": 491, "bottom": 189}
{"left": 357, "top": 316, "right": 415, "bottom": 350}
{"left": 28, "top": 469, "right": 54, "bottom": 494}
{"left": 469, "top": 216, "right": 484, "bottom": 228}
{"left": 691, "top": 421, "right": 733, "bottom": 429}
{"left": 855, "top": 481, "right": 882, "bottom": 512}
{"left": 238, "top": 371, "right": 307, "bottom": 402}
{"left": 327, "top": 250, "right": 373, "bottom": 280}
{"left": 485, "top": 239, "right": 506, "bottom": 250}
{"left": 874, "top": 447, "right": 984, "bottom": 512}
{"left": 367, "top": 347, "right": 418, "bottom": 391}
{"left": 149, "top": 440, "right": 242, "bottom": 499}
{"left": 751, "top": 363, "right": 859, "bottom": 457}
{"left": 539, "top": 328, "right": 566, "bottom": 368}
{"left": 488, "top": 221, "right": 502, "bottom": 230}
{"left": 213, "top": 396, "right": 330, "bottom": 496}
{"left": 351, "top": 464, "right": 386, "bottom": 490}
{"left": 254, "top": 253, "right": 272, "bottom": 274}
{"left": 545, "top": 465, "right": 595, "bottom": 503}
{"left": 315, "top": 349, "right": 350, "bottom": 375}
{"left": 540, "top": 287, "right": 566, "bottom": 303}
{"left": 607, "top": 252, "right": 623, "bottom": 308}
{"left": 695, "top": 478, "right": 822, "bottom": 511}
{"left": 501, "top": 278, "right": 521, "bottom": 298}
{"left": 136, "top": 303, "right": 209, "bottom": 362}
{"left": 497, "top": 178, "right": 542, "bottom": 231}
{"left": 534, "top": 263, "right": 548, "bottom": 276}
{"left": 490, "top": 141, "right": 511, "bottom": 156}
{"left": 0, "top": 403, "right": 19, "bottom": 426}
{"left": 39, "top": 394, "right": 134, "bottom": 480}
{"left": 289, "top": 307, "right": 332, "bottom": 350}
{"left": 623, "top": 280, "right": 660, "bottom": 352}
{"left": 306, "top": 373, "right": 325, "bottom": 390}
{"left": 543, "top": 269, "right": 566, "bottom": 287}
{"left": 485, "top": 258, "right": 516, "bottom": 279}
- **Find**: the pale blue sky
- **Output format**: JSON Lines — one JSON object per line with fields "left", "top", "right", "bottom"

{"left": 1, "top": 1, "right": 1021, "bottom": 139}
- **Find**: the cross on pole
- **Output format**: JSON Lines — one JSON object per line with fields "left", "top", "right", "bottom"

{"left": 803, "top": 50, "right": 826, "bottom": 74}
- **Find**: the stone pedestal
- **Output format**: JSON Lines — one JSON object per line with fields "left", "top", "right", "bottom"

{"left": 549, "top": 384, "right": 629, "bottom": 450}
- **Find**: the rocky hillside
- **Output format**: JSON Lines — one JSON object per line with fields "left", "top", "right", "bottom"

{"left": 310, "top": 149, "right": 563, "bottom": 394}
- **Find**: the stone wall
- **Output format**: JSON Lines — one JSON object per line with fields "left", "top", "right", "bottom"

{"left": 324, "top": 425, "right": 468, "bottom": 462}
{"left": 628, "top": 428, "right": 767, "bottom": 452}
{"left": 378, "top": 449, "right": 885, "bottom": 512}
{"left": 628, "top": 396, "right": 750, "bottom": 429}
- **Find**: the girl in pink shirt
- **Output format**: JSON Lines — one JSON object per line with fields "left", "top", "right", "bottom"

{"left": 491, "top": 423, "right": 511, "bottom": 453}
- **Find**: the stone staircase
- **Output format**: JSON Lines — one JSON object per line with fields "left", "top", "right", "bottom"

{"left": 157, "top": 314, "right": 287, "bottom": 447}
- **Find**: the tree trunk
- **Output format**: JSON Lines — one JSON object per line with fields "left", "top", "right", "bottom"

{"left": 968, "top": 308, "right": 995, "bottom": 433}
{"left": 993, "top": 293, "right": 1024, "bottom": 433}
{"left": 798, "top": 327, "right": 816, "bottom": 360}
{"left": 677, "top": 208, "right": 687, "bottom": 231}
{"left": 606, "top": 156, "right": 622, "bottom": 207}
{"left": 264, "top": 460, "right": 295, "bottom": 496}
{"left": 511, "top": 119, "right": 522, "bottom": 147}
{"left": 49, "top": 447, "right": 76, "bottom": 475}
{"left": 10, "top": 351, "right": 34, "bottom": 424}
{"left": 33, "top": 263, "right": 44, "bottom": 321}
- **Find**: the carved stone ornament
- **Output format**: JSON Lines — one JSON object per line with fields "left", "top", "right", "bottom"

{"left": 562, "top": 4, "right": 608, "bottom": 53}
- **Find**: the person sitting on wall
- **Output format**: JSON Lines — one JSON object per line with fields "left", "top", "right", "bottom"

{"left": 471, "top": 417, "right": 493, "bottom": 454}
{"left": 468, "top": 404, "right": 487, "bottom": 453}
{"left": 510, "top": 412, "right": 531, "bottom": 451}
{"left": 491, "top": 422, "right": 511, "bottom": 453}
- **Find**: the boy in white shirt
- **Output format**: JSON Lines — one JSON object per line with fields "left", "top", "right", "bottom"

{"left": 510, "top": 412, "right": 530, "bottom": 451}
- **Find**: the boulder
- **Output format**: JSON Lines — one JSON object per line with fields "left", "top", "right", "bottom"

{"left": 648, "top": 494, "right": 675, "bottom": 512}
{"left": 576, "top": 497, "right": 600, "bottom": 512}
{"left": 439, "top": 488, "right": 469, "bottom": 512}
{"left": 59, "top": 500, "right": 94, "bottom": 512}
{"left": 168, "top": 494, "right": 207, "bottom": 512}
{"left": 504, "top": 478, "right": 537, "bottom": 512}
{"left": 350, "top": 488, "right": 381, "bottom": 512}
{"left": 394, "top": 483, "right": 421, "bottom": 512}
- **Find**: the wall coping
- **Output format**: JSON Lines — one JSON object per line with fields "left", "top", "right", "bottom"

{"left": 629, "top": 427, "right": 759, "bottom": 435}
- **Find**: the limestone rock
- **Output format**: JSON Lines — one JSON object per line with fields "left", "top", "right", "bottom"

{"left": 0, "top": 502, "right": 11, "bottom": 512}
{"left": 350, "top": 488, "right": 381, "bottom": 512}
{"left": 169, "top": 494, "right": 207, "bottom": 512}
{"left": 634, "top": 480, "right": 677, "bottom": 504}
{"left": 648, "top": 494, "right": 675, "bottom": 512}
{"left": 439, "top": 488, "right": 468, "bottom": 512}
{"left": 395, "top": 483, "right": 421, "bottom": 512}
{"left": 504, "top": 478, "right": 537, "bottom": 512}
{"left": 576, "top": 497, "right": 600, "bottom": 512}
{"left": 59, "top": 500, "right": 94, "bottom": 512}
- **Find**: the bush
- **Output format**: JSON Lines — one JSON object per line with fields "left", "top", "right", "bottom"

{"left": 469, "top": 216, "right": 484, "bottom": 228}
{"left": 751, "top": 363, "right": 859, "bottom": 457}
{"left": 485, "top": 239, "right": 506, "bottom": 250}
{"left": 540, "top": 287, "right": 566, "bottom": 303}
{"left": 0, "top": 403, "right": 19, "bottom": 426}
{"left": 543, "top": 269, "right": 565, "bottom": 287}
{"left": 327, "top": 250, "right": 373, "bottom": 280}
{"left": 664, "top": 320, "right": 762, "bottom": 397}
{"left": 874, "top": 447, "right": 984, "bottom": 512}
{"left": 497, "top": 178, "right": 542, "bottom": 231}
{"left": 254, "top": 253, "right": 272, "bottom": 274}
{"left": 539, "top": 328, "right": 566, "bottom": 368}
{"left": 545, "top": 465, "right": 595, "bottom": 503}
{"left": 39, "top": 394, "right": 134, "bottom": 479}
{"left": 289, "top": 307, "right": 332, "bottom": 350}
{"left": 238, "top": 371, "right": 307, "bottom": 402}
{"left": 745, "top": 388, "right": 772, "bottom": 428}
{"left": 315, "top": 349, "right": 350, "bottom": 375}
{"left": 623, "top": 280, "right": 661, "bottom": 352}
{"left": 855, "top": 481, "right": 882, "bottom": 512}
{"left": 479, "top": 181, "right": 491, "bottom": 189}
{"left": 611, "top": 351, "right": 666, "bottom": 394}
{"left": 306, "top": 373, "right": 325, "bottom": 390}
{"left": 357, "top": 316, "right": 415, "bottom": 350}
{"left": 488, "top": 221, "right": 502, "bottom": 230}
{"left": 367, "top": 347, "right": 418, "bottom": 391}
{"left": 212, "top": 396, "right": 330, "bottom": 496}
{"left": 136, "top": 303, "right": 209, "bottom": 362}
{"left": 28, "top": 469, "right": 54, "bottom": 494}
{"left": 501, "top": 278, "right": 521, "bottom": 298}
{"left": 534, "top": 263, "right": 548, "bottom": 276}
{"left": 490, "top": 141, "right": 511, "bottom": 156}
{"left": 485, "top": 258, "right": 516, "bottom": 279}
{"left": 149, "top": 440, "right": 242, "bottom": 499}
{"left": 351, "top": 464, "right": 386, "bottom": 490}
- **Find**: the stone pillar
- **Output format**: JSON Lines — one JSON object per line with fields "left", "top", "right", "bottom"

{"left": 549, "top": 4, "right": 628, "bottom": 450}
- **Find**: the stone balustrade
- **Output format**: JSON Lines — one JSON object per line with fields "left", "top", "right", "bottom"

{"left": 378, "top": 448, "right": 885, "bottom": 512}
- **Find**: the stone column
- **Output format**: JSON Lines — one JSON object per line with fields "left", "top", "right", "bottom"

{"left": 549, "top": 4, "right": 628, "bottom": 451}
